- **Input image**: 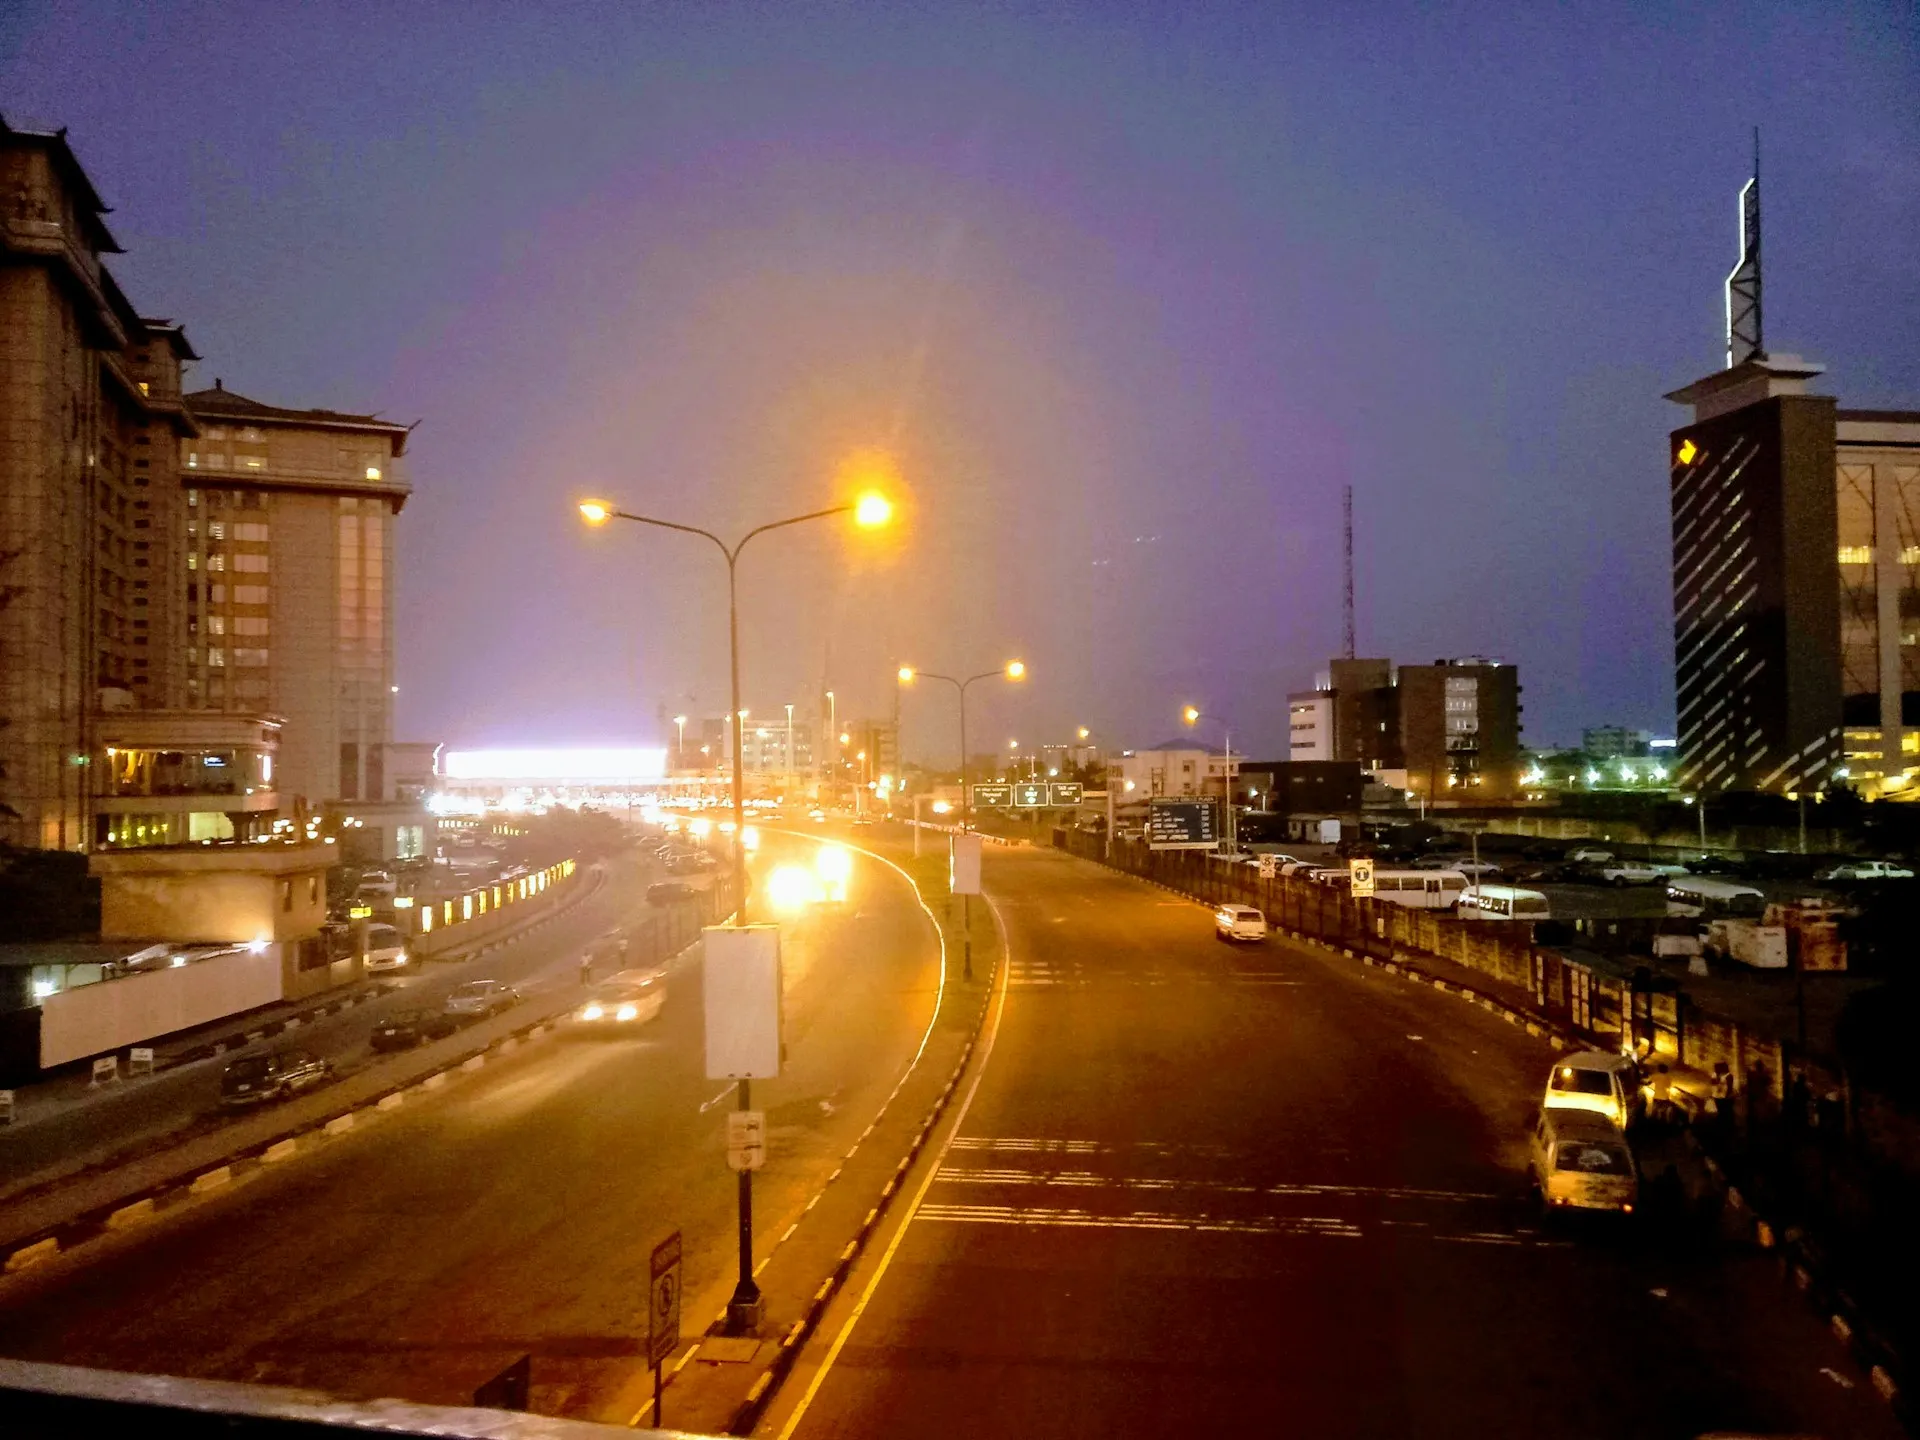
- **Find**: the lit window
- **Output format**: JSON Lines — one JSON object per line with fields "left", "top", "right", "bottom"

{"left": 208, "top": 647, "right": 226, "bottom": 667}
{"left": 1903, "top": 547, "right": 1920, "bottom": 565}
{"left": 208, "top": 616, "right": 225, "bottom": 636}
{"left": 186, "top": 553, "right": 198, "bottom": 571}
{"left": 209, "top": 522, "right": 225, "bottom": 540}
{"left": 1839, "top": 546, "right": 1873, "bottom": 564}
{"left": 365, "top": 465, "right": 382, "bottom": 480}
{"left": 208, "top": 554, "right": 225, "bottom": 572}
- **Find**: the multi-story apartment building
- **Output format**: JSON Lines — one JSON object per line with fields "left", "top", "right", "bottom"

{"left": 178, "top": 383, "right": 411, "bottom": 817}
{"left": 1667, "top": 355, "right": 1920, "bottom": 795}
{"left": 1397, "top": 657, "right": 1522, "bottom": 797}
{"left": 0, "top": 120, "right": 213, "bottom": 848}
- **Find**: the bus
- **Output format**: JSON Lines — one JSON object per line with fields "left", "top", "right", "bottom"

{"left": 1665, "top": 876, "right": 1765, "bottom": 920}
{"left": 1457, "top": 884, "right": 1551, "bottom": 921}
{"left": 1362, "top": 869, "right": 1469, "bottom": 910}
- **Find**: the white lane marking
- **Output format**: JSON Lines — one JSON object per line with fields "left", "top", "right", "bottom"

{"left": 931, "top": 1168, "right": 1499, "bottom": 1204}
{"left": 915, "top": 1204, "right": 1362, "bottom": 1238}
{"left": 775, "top": 892, "right": 1011, "bottom": 1440}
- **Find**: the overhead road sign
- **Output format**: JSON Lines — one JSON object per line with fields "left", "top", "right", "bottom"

{"left": 1147, "top": 798, "right": 1219, "bottom": 850}
{"left": 1049, "top": 782, "right": 1084, "bottom": 805}
{"left": 1013, "top": 782, "right": 1047, "bottom": 807}
{"left": 970, "top": 782, "right": 1013, "bottom": 808}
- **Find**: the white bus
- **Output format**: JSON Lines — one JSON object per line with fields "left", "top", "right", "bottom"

{"left": 1362, "top": 869, "right": 1470, "bottom": 910}
{"left": 1457, "top": 884, "right": 1552, "bottom": 921}
{"left": 1665, "top": 876, "right": 1765, "bottom": 920}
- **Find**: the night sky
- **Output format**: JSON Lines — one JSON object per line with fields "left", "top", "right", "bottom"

{"left": 5, "top": 3, "right": 1916, "bottom": 762}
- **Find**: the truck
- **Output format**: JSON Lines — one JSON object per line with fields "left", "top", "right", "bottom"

{"left": 1705, "top": 919, "right": 1788, "bottom": 969}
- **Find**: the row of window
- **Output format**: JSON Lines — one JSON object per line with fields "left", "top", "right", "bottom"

{"left": 1839, "top": 546, "right": 1920, "bottom": 565}
{"left": 186, "top": 553, "right": 269, "bottom": 572}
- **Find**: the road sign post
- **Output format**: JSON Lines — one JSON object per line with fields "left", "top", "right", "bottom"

{"left": 1146, "top": 798, "right": 1220, "bottom": 851}
{"left": 1350, "top": 857, "right": 1376, "bottom": 898}
{"left": 649, "top": 1229, "right": 682, "bottom": 1427}
{"left": 1258, "top": 854, "right": 1277, "bottom": 880}
{"left": 727, "top": 1109, "right": 767, "bottom": 1171}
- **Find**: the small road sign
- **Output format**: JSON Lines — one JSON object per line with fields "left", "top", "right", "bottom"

{"left": 727, "top": 1109, "right": 767, "bottom": 1171}
{"left": 649, "top": 1230, "right": 682, "bottom": 1368}
{"left": 1350, "top": 858, "right": 1376, "bottom": 898}
{"left": 1258, "top": 854, "right": 1278, "bottom": 879}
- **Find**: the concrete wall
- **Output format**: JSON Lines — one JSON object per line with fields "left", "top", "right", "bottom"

{"left": 40, "top": 945, "right": 283, "bottom": 1067}
{"left": 97, "top": 862, "right": 328, "bottom": 944}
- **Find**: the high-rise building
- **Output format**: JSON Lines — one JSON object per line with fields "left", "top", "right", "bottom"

{"left": 1667, "top": 360, "right": 1920, "bottom": 794}
{"left": 1, "top": 121, "right": 205, "bottom": 848}
{"left": 178, "top": 384, "right": 411, "bottom": 815}
{"left": 1397, "top": 657, "right": 1522, "bottom": 797}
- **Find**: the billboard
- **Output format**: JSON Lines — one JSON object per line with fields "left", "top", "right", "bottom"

{"left": 703, "top": 925, "right": 782, "bottom": 1079}
{"left": 1147, "top": 798, "right": 1219, "bottom": 850}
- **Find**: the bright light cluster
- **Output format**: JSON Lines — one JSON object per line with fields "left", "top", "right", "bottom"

{"left": 441, "top": 748, "right": 668, "bottom": 783}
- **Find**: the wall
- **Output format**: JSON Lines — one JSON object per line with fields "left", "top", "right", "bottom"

{"left": 39, "top": 944, "right": 283, "bottom": 1067}
{"left": 98, "top": 864, "right": 328, "bottom": 944}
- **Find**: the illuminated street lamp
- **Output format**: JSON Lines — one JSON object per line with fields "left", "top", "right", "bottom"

{"left": 898, "top": 658, "right": 1026, "bottom": 980}
{"left": 1181, "top": 705, "right": 1239, "bottom": 850}
{"left": 578, "top": 480, "right": 891, "bottom": 1334}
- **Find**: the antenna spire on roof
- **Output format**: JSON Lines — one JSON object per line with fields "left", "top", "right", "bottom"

{"left": 1725, "top": 127, "right": 1763, "bottom": 368}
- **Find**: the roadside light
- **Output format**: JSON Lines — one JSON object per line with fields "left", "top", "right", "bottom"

{"left": 839, "top": 732, "right": 851, "bottom": 745}
{"left": 1124, "top": 780, "right": 1137, "bottom": 792}
{"left": 1077, "top": 727, "right": 1089, "bottom": 740}
{"left": 742, "top": 825, "right": 761, "bottom": 852}
{"left": 854, "top": 492, "right": 893, "bottom": 528}
{"left": 898, "top": 666, "right": 915, "bottom": 684}
{"left": 578, "top": 500, "right": 612, "bottom": 525}
{"left": 1009, "top": 739, "right": 1019, "bottom": 751}
{"left": 690, "top": 817, "right": 713, "bottom": 839}
{"left": 815, "top": 845, "right": 853, "bottom": 884}
{"left": 1182, "top": 705, "right": 1201, "bottom": 726}
{"left": 931, "top": 800, "right": 951, "bottom": 814}
{"left": 1005, "top": 660, "right": 1026, "bottom": 681}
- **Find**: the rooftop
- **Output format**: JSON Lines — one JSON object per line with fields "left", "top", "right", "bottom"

{"left": 185, "top": 382, "right": 412, "bottom": 453}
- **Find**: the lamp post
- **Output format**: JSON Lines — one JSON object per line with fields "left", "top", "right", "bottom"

{"left": 673, "top": 714, "right": 687, "bottom": 775}
{"left": 784, "top": 702, "right": 795, "bottom": 794}
{"left": 579, "top": 487, "right": 891, "bottom": 1334}
{"left": 825, "top": 690, "right": 837, "bottom": 805}
{"left": 898, "top": 659, "right": 1026, "bottom": 980}
{"left": 1182, "top": 706, "right": 1238, "bottom": 850}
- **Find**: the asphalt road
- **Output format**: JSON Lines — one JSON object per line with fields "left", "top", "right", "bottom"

{"left": 772, "top": 845, "right": 1903, "bottom": 1440}
{"left": 0, "top": 833, "right": 941, "bottom": 1422}
{"left": 0, "top": 849, "right": 694, "bottom": 1205}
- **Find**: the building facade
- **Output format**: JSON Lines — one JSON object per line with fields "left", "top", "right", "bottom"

{"left": 1107, "top": 744, "right": 1239, "bottom": 800}
{"left": 179, "top": 384, "right": 410, "bottom": 816}
{"left": 1286, "top": 690, "right": 1333, "bottom": 762}
{"left": 0, "top": 121, "right": 201, "bottom": 849}
{"left": 1398, "top": 657, "right": 1523, "bottom": 798}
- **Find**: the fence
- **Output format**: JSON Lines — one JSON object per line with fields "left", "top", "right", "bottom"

{"left": 1056, "top": 827, "right": 1920, "bottom": 1378}
{"left": 408, "top": 858, "right": 580, "bottom": 960}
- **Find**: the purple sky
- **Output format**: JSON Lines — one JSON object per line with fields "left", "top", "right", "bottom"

{"left": 5, "top": 3, "right": 1917, "bottom": 760}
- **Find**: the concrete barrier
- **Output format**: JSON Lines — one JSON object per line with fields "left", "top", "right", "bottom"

{"left": 189, "top": 1167, "right": 233, "bottom": 1194}
{"left": 107, "top": 1198, "right": 154, "bottom": 1230}
{"left": 324, "top": 1114, "right": 355, "bottom": 1136}
{"left": 262, "top": 1138, "right": 298, "bottom": 1164}
{"left": 5, "top": 1238, "right": 58, "bottom": 1273}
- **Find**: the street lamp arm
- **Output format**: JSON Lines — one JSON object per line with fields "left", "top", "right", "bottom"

{"left": 604, "top": 508, "right": 731, "bottom": 562}
{"left": 731, "top": 504, "right": 854, "bottom": 562}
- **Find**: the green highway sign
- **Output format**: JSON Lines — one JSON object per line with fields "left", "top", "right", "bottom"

{"left": 1048, "top": 782, "right": 1084, "bottom": 806}
{"left": 1013, "top": 782, "right": 1047, "bottom": 807}
{"left": 970, "top": 782, "right": 1014, "bottom": 808}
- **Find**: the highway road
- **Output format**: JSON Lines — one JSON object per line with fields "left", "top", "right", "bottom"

{"left": 0, "top": 849, "right": 693, "bottom": 1209}
{"left": 771, "top": 844, "right": 1903, "bottom": 1440}
{"left": 0, "top": 833, "right": 941, "bottom": 1422}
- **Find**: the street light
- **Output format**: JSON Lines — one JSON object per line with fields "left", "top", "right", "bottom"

{"left": 1182, "top": 705, "right": 1238, "bottom": 851}
{"left": 577, "top": 483, "right": 891, "bottom": 1334}
{"left": 897, "top": 658, "right": 1026, "bottom": 980}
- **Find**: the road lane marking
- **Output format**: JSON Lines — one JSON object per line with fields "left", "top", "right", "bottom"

{"left": 930, "top": 1168, "right": 1499, "bottom": 1204}
{"left": 775, "top": 892, "right": 1011, "bottom": 1440}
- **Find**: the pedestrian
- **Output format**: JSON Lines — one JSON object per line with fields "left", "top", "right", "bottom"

{"left": 1652, "top": 1063, "right": 1674, "bottom": 1127}
{"left": 1708, "top": 1062, "right": 1734, "bottom": 1147}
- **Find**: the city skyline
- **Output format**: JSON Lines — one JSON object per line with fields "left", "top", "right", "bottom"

{"left": 4, "top": 4, "right": 1915, "bottom": 758}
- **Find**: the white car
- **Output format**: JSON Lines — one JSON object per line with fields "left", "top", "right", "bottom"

{"left": 1566, "top": 846, "right": 1616, "bottom": 864}
{"left": 1214, "top": 905, "right": 1268, "bottom": 943}
{"left": 362, "top": 923, "right": 412, "bottom": 974}
{"left": 1816, "top": 859, "right": 1914, "bottom": 882}
{"left": 574, "top": 969, "right": 667, "bottom": 1030}
{"left": 1598, "top": 862, "right": 1664, "bottom": 887}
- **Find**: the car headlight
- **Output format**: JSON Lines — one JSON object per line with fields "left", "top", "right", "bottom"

{"left": 581, "top": 1003, "right": 604, "bottom": 1020}
{"left": 616, "top": 1004, "right": 638, "bottom": 1022}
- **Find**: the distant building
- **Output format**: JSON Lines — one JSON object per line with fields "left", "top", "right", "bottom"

{"left": 1580, "top": 726, "right": 1652, "bottom": 760}
{"left": 1107, "top": 744, "right": 1239, "bottom": 801}
{"left": 1235, "top": 760, "right": 1363, "bottom": 816}
{"left": 1326, "top": 658, "right": 1403, "bottom": 771}
{"left": 180, "top": 383, "right": 411, "bottom": 815}
{"left": 1398, "top": 658, "right": 1523, "bottom": 798}
{"left": 1286, "top": 691, "right": 1333, "bottom": 762}
{"left": 738, "top": 719, "right": 813, "bottom": 775}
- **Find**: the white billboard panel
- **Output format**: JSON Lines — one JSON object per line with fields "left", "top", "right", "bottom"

{"left": 950, "top": 833, "right": 983, "bottom": 896}
{"left": 703, "top": 925, "right": 782, "bottom": 1079}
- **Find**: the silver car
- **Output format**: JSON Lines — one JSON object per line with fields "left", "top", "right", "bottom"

{"left": 443, "top": 979, "right": 520, "bottom": 1020}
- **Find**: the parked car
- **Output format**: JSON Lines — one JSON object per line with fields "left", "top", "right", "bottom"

{"left": 362, "top": 923, "right": 412, "bottom": 974}
{"left": 1214, "top": 904, "right": 1269, "bottom": 943}
{"left": 369, "top": 1008, "right": 457, "bottom": 1052}
{"left": 220, "top": 1049, "right": 333, "bottom": 1106}
{"left": 1436, "top": 857, "right": 1503, "bottom": 879}
{"left": 1686, "top": 854, "right": 1747, "bottom": 876}
{"left": 443, "top": 979, "right": 521, "bottom": 1020}
{"left": 1598, "top": 861, "right": 1666, "bottom": 887}
{"left": 1566, "top": 846, "right": 1616, "bottom": 864}
{"left": 1815, "top": 859, "right": 1915, "bottom": 882}
{"left": 1530, "top": 1108, "right": 1637, "bottom": 1217}
{"left": 1541, "top": 1051, "right": 1641, "bottom": 1130}
{"left": 647, "top": 880, "right": 698, "bottom": 906}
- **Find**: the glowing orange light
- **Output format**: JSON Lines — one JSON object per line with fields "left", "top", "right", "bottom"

{"left": 578, "top": 500, "right": 612, "bottom": 525}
